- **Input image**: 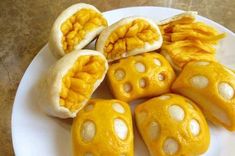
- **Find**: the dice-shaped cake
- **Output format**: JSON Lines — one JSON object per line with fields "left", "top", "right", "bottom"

{"left": 72, "top": 99, "right": 134, "bottom": 156}
{"left": 107, "top": 53, "right": 176, "bottom": 102}
{"left": 172, "top": 61, "right": 235, "bottom": 131}
{"left": 135, "top": 94, "right": 210, "bottom": 156}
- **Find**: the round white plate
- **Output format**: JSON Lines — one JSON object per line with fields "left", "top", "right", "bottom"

{"left": 12, "top": 6, "right": 235, "bottom": 156}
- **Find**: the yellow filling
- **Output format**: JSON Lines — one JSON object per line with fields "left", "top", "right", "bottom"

{"left": 61, "top": 9, "right": 107, "bottom": 53}
{"left": 160, "top": 16, "right": 225, "bottom": 69}
{"left": 104, "top": 19, "right": 159, "bottom": 59}
{"left": 60, "top": 55, "right": 105, "bottom": 112}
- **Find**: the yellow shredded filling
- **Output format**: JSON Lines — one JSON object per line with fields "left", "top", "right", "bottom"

{"left": 160, "top": 16, "right": 225, "bottom": 68}
{"left": 60, "top": 55, "right": 105, "bottom": 112}
{"left": 104, "top": 19, "right": 159, "bottom": 59}
{"left": 61, "top": 9, "right": 107, "bottom": 53}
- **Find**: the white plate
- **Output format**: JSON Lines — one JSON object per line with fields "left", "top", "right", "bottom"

{"left": 12, "top": 6, "right": 235, "bottom": 156}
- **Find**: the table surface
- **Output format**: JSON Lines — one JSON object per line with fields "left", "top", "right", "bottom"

{"left": 0, "top": 0, "right": 234, "bottom": 155}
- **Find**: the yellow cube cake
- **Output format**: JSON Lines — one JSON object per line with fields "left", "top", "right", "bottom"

{"left": 107, "top": 53, "right": 176, "bottom": 102}
{"left": 172, "top": 61, "right": 235, "bottom": 131}
{"left": 72, "top": 99, "right": 134, "bottom": 156}
{"left": 135, "top": 94, "right": 210, "bottom": 156}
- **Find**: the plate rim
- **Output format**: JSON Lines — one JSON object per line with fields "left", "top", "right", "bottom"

{"left": 11, "top": 6, "right": 235, "bottom": 155}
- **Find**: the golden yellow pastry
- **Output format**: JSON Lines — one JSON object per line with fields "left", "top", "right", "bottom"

{"left": 96, "top": 17, "right": 163, "bottom": 62}
{"left": 107, "top": 53, "right": 175, "bottom": 102}
{"left": 159, "top": 11, "right": 225, "bottom": 71}
{"left": 38, "top": 50, "right": 108, "bottom": 118}
{"left": 172, "top": 61, "right": 235, "bottom": 131}
{"left": 72, "top": 99, "right": 133, "bottom": 156}
{"left": 135, "top": 93, "right": 210, "bottom": 156}
{"left": 49, "top": 3, "right": 108, "bottom": 58}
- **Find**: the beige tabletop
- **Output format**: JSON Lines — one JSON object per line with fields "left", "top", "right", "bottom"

{"left": 0, "top": 0, "right": 234, "bottom": 155}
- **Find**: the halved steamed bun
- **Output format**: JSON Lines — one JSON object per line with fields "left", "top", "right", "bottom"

{"left": 38, "top": 50, "right": 108, "bottom": 118}
{"left": 96, "top": 16, "right": 163, "bottom": 62}
{"left": 49, "top": 3, "right": 108, "bottom": 58}
{"left": 135, "top": 94, "right": 210, "bottom": 156}
{"left": 159, "top": 11, "right": 225, "bottom": 71}
{"left": 159, "top": 11, "right": 197, "bottom": 25}
{"left": 172, "top": 61, "right": 235, "bottom": 131}
{"left": 72, "top": 99, "right": 133, "bottom": 156}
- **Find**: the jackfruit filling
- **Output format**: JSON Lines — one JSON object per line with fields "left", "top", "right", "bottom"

{"left": 160, "top": 17, "right": 225, "bottom": 68}
{"left": 61, "top": 9, "right": 107, "bottom": 53}
{"left": 59, "top": 55, "right": 105, "bottom": 112}
{"left": 104, "top": 19, "right": 159, "bottom": 59}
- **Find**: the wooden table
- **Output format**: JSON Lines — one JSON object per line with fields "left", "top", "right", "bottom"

{"left": 0, "top": 0, "right": 234, "bottom": 155}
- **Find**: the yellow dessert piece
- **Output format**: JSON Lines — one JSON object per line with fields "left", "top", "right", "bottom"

{"left": 96, "top": 17, "right": 163, "bottom": 61}
{"left": 72, "top": 99, "right": 133, "bottom": 156}
{"left": 107, "top": 53, "right": 175, "bottom": 102}
{"left": 159, "top": 12, "right": 225, "bottom": 71}
{"left": 61, "top": 8, "right": 107, "bottom": 53}
{"left": 60, "top": 55, "right": 106, "bottom": 112}
{"left": 172, "top": 61, "right": 235, "bottom": 131}
{"left": 135, "top": 93, "right": 210, "bottom": 156}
